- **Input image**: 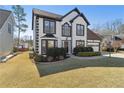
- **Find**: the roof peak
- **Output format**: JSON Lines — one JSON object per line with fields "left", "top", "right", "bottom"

{"left": 0, "top": 9, "right": 12, "bottom": 13}
{"left": 33, "top": 8, "right": 62, "bottom": 17}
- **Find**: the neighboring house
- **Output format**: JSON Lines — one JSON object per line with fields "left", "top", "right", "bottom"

{"left": 0, "top": 9, "right": 15, "bottom": 58}
{"left": 102, "top": 34, "right": 124, "bottom": 50}
{"left": 32, "top": 8, "right": 102, "bottom": 55}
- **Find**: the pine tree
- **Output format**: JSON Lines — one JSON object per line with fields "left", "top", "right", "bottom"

{"left": 12, "top": 5, "right": 28, "bottom": 46}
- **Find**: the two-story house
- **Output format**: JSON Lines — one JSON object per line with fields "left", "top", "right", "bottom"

{"left": 0, "top": 9, "right": 15, "bottom": 60}
{"left": 32, "top": 8, "right": 101, "bottom": 55}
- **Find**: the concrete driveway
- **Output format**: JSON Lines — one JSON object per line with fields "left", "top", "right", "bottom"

{"left": 103, "top": 53, "right": 124, "bottom": 58}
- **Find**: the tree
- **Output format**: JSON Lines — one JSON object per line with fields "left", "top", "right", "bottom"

{"left": 103, "top": 19, "right": 122, "bottom": 35}
{"left": 112, "top": 40, "right": 122, "bottom": 52}
{"left": 12, "top": 5, "right": 28, "bottom": 46}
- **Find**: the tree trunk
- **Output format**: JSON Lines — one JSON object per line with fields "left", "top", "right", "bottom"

{"left": 17, "top": 28, "right": 20, "bottom": 47}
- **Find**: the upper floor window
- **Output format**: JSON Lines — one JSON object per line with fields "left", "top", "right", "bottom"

{"left": 76, "top": 24, "right": 84, "bottom": 36}
{"left": 43, "top": 19, "right": 56, "bottom": 34}
{"left": 8, "top": 23, "right": 12, "bottom": 34}
{"left": 62, "top": 23, "right": 71, "bottom": 37}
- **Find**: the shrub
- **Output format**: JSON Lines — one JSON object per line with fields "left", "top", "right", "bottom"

{"left": 77, "top": 52, "right": 101, "bottom": 57}
{"left": 59, "top": 48, "right": 67, "bottom": 57}
{"left": 34, "top": 55, "right": 46, "bottom": 62}
{"left": 29, "top": 52, "right": 34, "bottom": 59}
{"left": 47, "top": 56, "right": 54, "bottom": 62}
{"left": 118, "top": 48, "right": 124, "bottom": 51}
{"left": 59, "top": 55, "right": 64, "bottom": 60}
{"left": 73, "top": 47, "right": 93, "bottom": 55}
{"left": 47, "top": 48, "right": 67, "bottom": 60}
{"left": 13, "top": 47, "right": 18, "bottom": 52}
{"left": 34, "top": 48, "right": 67, "bottom": 62}
{"left": 106, "top": 48, "right": 114, "bottom": 52}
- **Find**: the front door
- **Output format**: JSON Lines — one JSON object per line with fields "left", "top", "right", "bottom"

{"left": 62, "top": 40, "right": 71, "bottom": 54}
{"left": 63, "top": 41, "right": 68, "bottom": 53}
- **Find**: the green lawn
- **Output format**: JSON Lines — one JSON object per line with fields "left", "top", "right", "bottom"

{"left": 0, "top": 52, "right": 124, "bottom": 87}
{"left": 36, "top": 57, "right": 124, "bottom": 76}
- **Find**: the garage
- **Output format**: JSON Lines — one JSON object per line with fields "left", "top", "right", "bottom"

{"left": 87, "top": 42, "right": 100, "bottom": 52}
{"left": 87, "top": 28, "right": 102, "bottom": 52}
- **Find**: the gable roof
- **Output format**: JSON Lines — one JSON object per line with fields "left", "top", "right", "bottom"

{"left": 70, "top": 13, "right": 90, "bottom": 25}
{"left": 32, "top": 8, "right": 62, "bottom": 21}
{"left": 32, "top": 8, "right": 90, "bottom": 29}
{"left": 61, "top": 8, "right": 80, "bottom": 19}
{"left": 87, "top": 28, "right": 102, "bottom": 40}
{"left": 0, "top": 9, "right": 11, "bottom": 29}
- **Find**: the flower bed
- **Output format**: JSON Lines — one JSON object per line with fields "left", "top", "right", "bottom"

{"left": 29, "top": 48, "right": 67, "bottom": 62}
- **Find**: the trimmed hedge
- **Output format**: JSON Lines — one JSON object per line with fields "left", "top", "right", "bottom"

{"left": 47, "top": 48, "right": 67, "bottom": 59}
{"left": 119, "top": 48, "right": 124, "bottom": 51}
{"left": 77, "top": 52, "right": 101, "bottom": 57}
{"left": 73, "top": 47, "right": 93, "bottom": 55}
{"left": 34, "top": 48, "right": 67, "bottom": 62}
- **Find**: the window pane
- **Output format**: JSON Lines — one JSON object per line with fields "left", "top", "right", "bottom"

{"left": 80, "top": 25, "right": 84, "bottom": 35}
{"left": 48, "top": 41, "right": 54, "bottom": 48}
{"left": 50, "top": 21, "right": 55, "bottom": 33}
{"left": 77, "top": 25, "right": 80, "bottom": 35}
{"left": 62, "top": 23, "right": 71, "bottom": 36}
{"left": 42, "top": 40, "right": 46, "bottom": 54}
{"left": 44, "top": 20, "right": 55, "bottom": 34}
{"left": 44, "top": 21, "right": 49, "bottom": 33}
{"left": 77, "top": 24, "right": 84, "bottom": 36}
{"left": 68, "top": 27, "right": 71, "bottom": 36}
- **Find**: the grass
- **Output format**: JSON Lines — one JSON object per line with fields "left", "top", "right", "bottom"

{"left": 36, "top": 57, "right": 124, "bottom": 76}
{"left": 0, "top": 52, "right": 124, "bottom": 87}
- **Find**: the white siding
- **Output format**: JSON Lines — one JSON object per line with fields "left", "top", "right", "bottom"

{"left": 72, "top": 16, "right": 87, "bottom": 51}
{"left": 33, "top": 10, "right": 101, "bottom": 54}
{"left": 33, "top": 15, "right": 36, "bottom": 51}
{"left": 61, "top": 11, "right": 78, "bottom": 25}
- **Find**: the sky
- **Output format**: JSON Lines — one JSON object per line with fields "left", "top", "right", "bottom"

{"left": 1, "top": 5, "right": 124, "bottom": 38}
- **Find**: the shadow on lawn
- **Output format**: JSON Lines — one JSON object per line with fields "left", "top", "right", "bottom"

{"left": 35, "top": 57, "right": 124, "bottom": 77}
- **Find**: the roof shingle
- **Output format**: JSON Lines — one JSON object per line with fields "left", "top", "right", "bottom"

{"left": 32, "top": 8, "right": 62, "bottom": 20}
{"left": 0, "top": 9, "right": 11, "bottom": 29}
{"left": 87, "top": 28, "right": 102, "bottom": 40}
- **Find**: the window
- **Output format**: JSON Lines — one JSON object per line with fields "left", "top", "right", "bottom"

{"left": 44, "top": 19, "right": 56, "bottom": 34}
{"left": 62, "top": 23, "right": 71, "bottom": 36}
{"left": 76, "top": 40, "right": 85, "bottom": 47}
{"left": 48, "top": 41, "right": 54, "bottom": 48}
{"left": 76, "top": 24, "right": 84, "bottom": 36}
{"left": 8, "top": 23, "right": 12, "bottom": 34}
{"left": 41, "top": 40, "right": 57, "bottom": 54}
{"left": 41, "top": 40, "right": 47, "bottom": 54}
